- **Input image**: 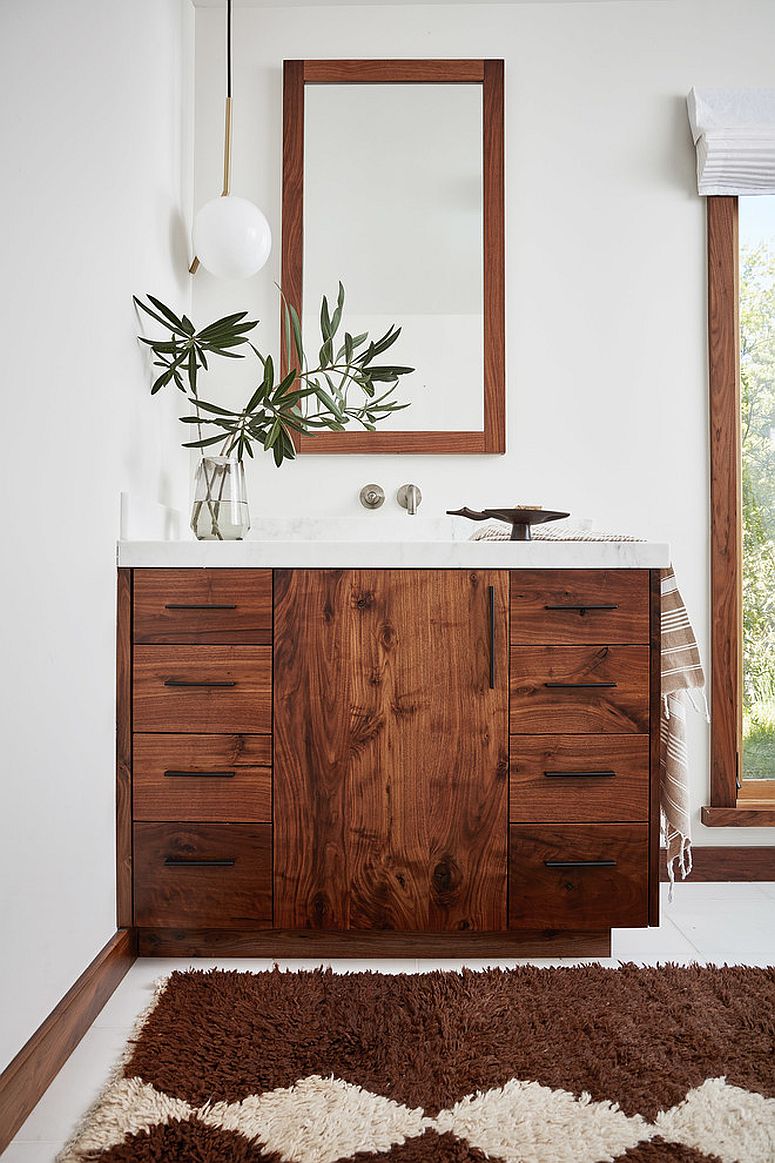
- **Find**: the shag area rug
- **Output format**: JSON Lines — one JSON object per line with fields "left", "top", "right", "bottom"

{"left": 60, "top": 965, "right": 775, "bottom": 1163}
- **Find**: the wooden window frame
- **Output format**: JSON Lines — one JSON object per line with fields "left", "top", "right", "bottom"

{"left": 703, "top": 196, "right": 775, "bottom": 827}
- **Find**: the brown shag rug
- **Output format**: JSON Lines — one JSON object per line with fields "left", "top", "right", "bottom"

{"left": 60, "top": 965, "right": 775, "bottom": 1162}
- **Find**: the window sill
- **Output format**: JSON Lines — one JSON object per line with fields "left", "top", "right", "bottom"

{"left": 702, "top": 805, "right": 775, "bottom": 827}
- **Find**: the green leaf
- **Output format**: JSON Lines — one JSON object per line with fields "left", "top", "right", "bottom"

{"left": 289, "top": 303, "right": 304, "bottom": 366}
{"left": 318, "top": 337, "right": 333, "bottom": 369}
{"left": 263, "top": 354, "right": 275, "bottom": 393}
{"left": 146, "top": 294, "right": 187, "bottom": 332}
{"left": 197, "top": 311, "right": 252, "bottom": 337}
{"left": 192, "top": 399, "right": 237, "bottom": 416}
{"left": 320, "top": 295, "right": 332, "bottom": 341}
{"left": 150, "top": 369, "right": 173, "bottom": 394}
{"left": 182, "top": 433, "right": 230, "bottom": 448}
{"left": 133, "top": 295, "right": 189, "bottom": 337}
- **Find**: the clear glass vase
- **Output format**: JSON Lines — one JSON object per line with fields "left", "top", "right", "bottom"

{"left": 190, "top": 457, "right": 250, "bottom": 541}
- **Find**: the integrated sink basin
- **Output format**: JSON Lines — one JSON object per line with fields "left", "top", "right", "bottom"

{"left": 246, "top": 516, "right": 465, "bottom": 542}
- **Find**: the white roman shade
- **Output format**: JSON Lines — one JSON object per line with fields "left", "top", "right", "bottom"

{"left": 687, "top": 87, "right": 775, "bottom": 195}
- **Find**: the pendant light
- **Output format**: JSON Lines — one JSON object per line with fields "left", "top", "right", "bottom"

{"left": 190, "top": 0, "right": 272, "bottom": 279}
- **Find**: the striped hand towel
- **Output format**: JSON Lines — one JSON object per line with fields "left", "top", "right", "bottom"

{"left": 470, "top": 524, "right": 707, "bottom": 880}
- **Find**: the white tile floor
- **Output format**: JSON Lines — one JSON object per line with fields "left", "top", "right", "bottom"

{"left": 4, "top": 881, "right": 775, "bottom": 1162}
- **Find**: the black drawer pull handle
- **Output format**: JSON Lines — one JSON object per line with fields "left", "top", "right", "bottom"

{"left": 544, "top": 859, "right": 617, "bottom": 868}
{"left": 488, "top": 585, "right": 495, "bottom": 689}
{"left": 544, "top": 770, "right": 616, "bottom": 779}
{"left": 164, "top": 858, "right": 235, "bottom": 867}
{"left": 164, "top": 603, "right": 237, "bottom": 610}
{"left": 544, "top": 603, "right": 619, "bottom": 611}
{"left": 163, "top": 679, "right": 237, "bottom": 688}
{"left": 544, "top": 681, "right": 618, "bottom": 689}
{"left": 164, "top": 770, "right": 236, "bottom": 779}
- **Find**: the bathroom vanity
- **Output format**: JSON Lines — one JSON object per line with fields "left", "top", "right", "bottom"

{"left": 117, "top": 538, "right": 668, "bottom": 957}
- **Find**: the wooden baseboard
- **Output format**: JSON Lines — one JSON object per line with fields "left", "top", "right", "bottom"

{"left": 0, "top": 929, "right": 136, "bottom": 1154}
{"left": 136, "top": 927, "right": 611, "bottom": 958}
{"left": 660, "top": 845, "right": 775, "bottom": 881}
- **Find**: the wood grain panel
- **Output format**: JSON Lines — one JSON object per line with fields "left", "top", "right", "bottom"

{"left": 302, "top": 59, "right": 486, "bottom": 83}
{"left": 133, "top": 569, "right": 272, "bottom": 644}
{"left": 648, "top": 568, "right": 661, "bottom": 926}
{"left": 510, "top": 646, "right": 650, "bottom": 733}
{"left": 0, "top": 931, "right": 135, "bottom": 1154}
{"left": 133, "top": 735, "right": 271, "bottom": 822}
{"left": 510, "top": 570, "right": 650, "bottom": 645}
{"left": 133, "top": 646, "right": 271, "bottom": 733}
{"left": 659, "top": 845, "right": 775, "bottom": 880}
{"left": 116, "top": 569, "right": 132, "bottom": 928}
{"left": 483, "top": 58, "right": 506, "bottom": 453}
{"left": 133, "top": 823, "right": 272, "bottom": 929}
{"left": 701, "top": 805, "right": 775, "bottom": 827}
{"left": 280, "top": 59, "right": 304, "bottom": 389}
{"left": 273, "top": 569, "right": 509, "bottom": 932}
{"left": 137, "top": 928, "right": 611, "bottom": 958}
{"left": 708, "top": 196, "right": 742, "bottom": 809}
{"left": 510, "top": 736, "right": 649, "bottom": 822}
{"left": 510, "top": 824, "right": 648, "bottom": 929}
{"left": 285, "top": 60, "right": 505, "bottom": 456}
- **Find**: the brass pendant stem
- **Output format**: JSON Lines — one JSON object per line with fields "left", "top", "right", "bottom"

{"left": 222, "top": 96, "right": 233, "bottom": 196}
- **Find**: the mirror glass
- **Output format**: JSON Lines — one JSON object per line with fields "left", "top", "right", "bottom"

{"left": 303, "top": 83, "right": 483, "bottom": 431}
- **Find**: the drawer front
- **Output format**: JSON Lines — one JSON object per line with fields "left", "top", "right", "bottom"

{"left": 509, "top": 823, "right": 648, "bottom": 929}
{"left": 133, "top": 646, "right": 271, "bottom": 733}
{"left": 510, "top": 736, "right": 649, "bottom": 823}
{"left": 510, "top": 570, "right": 650, "bottom": 645}
{"left": 134, "top": 569, "right": 272, "bottom": 644}
{"left": 133, "top": 822, "right": 272, "bottom": 928}
{"left": 510, "top": 645, "right": 650, "bottom": 733}
{"left": 133, "top": 735, "right": 271, "bottom": 822}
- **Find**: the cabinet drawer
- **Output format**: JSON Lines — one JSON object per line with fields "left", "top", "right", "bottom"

{"left": 510, "top": 645, "right": 650, "bottom": 733}
{"left": 509, "top": 823, "right": 648, "bottom": 929}
{"left": 133, "top": 646, "right": 271, "bottom": 733}
{"left": 134, "top": 823, "right": 272, "bottom": 928}
{"left": 133, "top": 735, "right": 271, "bottom": 822}
{"left": 134, "top": 569, "right": 272, "bottom": 644}
{"left": 510, "top": 736, "right": 649, "bottom": 822}
{"left": 510, "top": 570, "right": 650, "bottom": 645}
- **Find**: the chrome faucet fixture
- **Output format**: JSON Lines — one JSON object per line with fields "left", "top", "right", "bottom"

{"left": 397, "top": 484, "right": 422, "bottom": 515}
{"left": 359, "top": 483, "right": 385, "bottom": 510}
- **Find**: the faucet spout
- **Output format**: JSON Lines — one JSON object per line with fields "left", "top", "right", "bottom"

{"left": 397, "top": 483, "right": 422, "bottom": 515}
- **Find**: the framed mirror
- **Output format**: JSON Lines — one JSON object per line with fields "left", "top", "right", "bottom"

{"left": 281, "top": 59, "right": 505, "bottom": 454}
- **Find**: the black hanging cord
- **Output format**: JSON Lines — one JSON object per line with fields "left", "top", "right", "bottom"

{"left": 226, "top": 0, "right": 232, "bottom": 99}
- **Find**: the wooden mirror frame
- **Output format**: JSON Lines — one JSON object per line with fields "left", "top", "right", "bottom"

{"left": 281, "top": 59, "right": 505, "bottom": 455}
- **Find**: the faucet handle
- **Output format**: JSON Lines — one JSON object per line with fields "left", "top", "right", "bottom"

{"left": 397, "top": 484, "right": 422, "bottom": 515}
{"left": 359, "top": 484, "right": 385, "bottom": 510}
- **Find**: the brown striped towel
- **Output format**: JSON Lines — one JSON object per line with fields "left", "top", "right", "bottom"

{"left": 470, "top": 524, "right": 707, "bottom": 881}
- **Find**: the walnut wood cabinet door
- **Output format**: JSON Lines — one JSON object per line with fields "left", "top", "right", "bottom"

{"left": 273, "top": 569, "right": 509, "bottom": 931}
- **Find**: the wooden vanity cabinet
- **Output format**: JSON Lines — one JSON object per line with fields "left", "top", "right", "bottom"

{"left": 119, "top": 566, "right": 660, "bottom": 957}
{"left": 273, "top": 569, "right": 509, "bottom": 933}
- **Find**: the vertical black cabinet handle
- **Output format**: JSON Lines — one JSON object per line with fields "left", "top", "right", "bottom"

{"left": 488, "top": 585, "right": 495, "bottom": 689}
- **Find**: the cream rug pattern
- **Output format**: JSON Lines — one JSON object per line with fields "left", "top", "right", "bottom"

{"left": 59, "top": 965, "right": 775, "bottom": 1162}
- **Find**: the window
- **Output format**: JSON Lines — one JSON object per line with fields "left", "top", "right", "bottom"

{"left": 705, "top": 196, "right": 775, "bottom": 825}
{"left": 740, "top": 197, "right": 775, "bottom": 785}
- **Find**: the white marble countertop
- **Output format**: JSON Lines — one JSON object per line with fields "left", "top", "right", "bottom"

{"left": 118, "top": 539, "right": 670, "bottom": 569}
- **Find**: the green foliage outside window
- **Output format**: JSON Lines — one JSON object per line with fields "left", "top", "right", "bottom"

{"left": 741, "top": 243, "right": 775, "bottom": 777}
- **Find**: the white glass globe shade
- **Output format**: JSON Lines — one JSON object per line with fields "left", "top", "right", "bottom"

{"left": 193, "top": 195, "right": 272, "bottom": 279}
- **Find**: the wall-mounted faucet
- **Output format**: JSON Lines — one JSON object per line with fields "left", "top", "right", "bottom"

{"left": 397, "top": 484, "right": 422, "bottom": 515}
{"left": 359, "top": 484, "right": 385, "bottom": 510}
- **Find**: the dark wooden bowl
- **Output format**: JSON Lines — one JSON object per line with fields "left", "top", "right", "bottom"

{"left": 447, "top": 507, "right": 570, "bottom": 541}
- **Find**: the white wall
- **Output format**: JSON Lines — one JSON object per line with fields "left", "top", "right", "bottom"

{"left": 192, "top": 0, "right": 775, "bottom": 849}
{"left": 0, "top": 0, "right": 194, "bottom": 1070}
